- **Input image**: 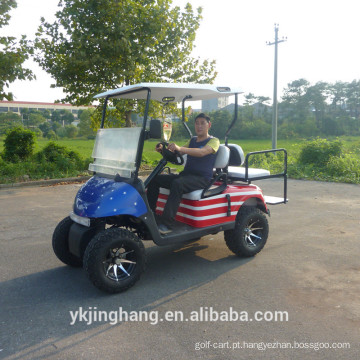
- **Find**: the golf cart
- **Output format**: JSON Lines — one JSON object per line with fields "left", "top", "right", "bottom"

{"left": 52, "top": 83, "right": 287, "bottom": 293}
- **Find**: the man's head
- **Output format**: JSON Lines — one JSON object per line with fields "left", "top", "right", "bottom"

{"left": 194, "top": 113, "right": 211, "bottom": 139}
{"left": 195, "top": 113, "right": 210, "bottom": 123}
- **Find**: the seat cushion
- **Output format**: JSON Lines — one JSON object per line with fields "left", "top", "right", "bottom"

{"left": 228, "top": 166, "right": 270, "bottom": 180}
{"left": 159, "top": 187, "right": 204, "bottom": 200}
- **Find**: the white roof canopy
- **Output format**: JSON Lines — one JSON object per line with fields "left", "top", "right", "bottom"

{"left": 94, "top": 83, "right": 242, "bottom": 102}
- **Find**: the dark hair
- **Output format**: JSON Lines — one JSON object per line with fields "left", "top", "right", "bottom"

{"left": 195, "top": 113, "right": 211, "bottom": 123}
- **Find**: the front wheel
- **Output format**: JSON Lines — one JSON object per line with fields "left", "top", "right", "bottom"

{"left": 52, "top": 216, "right": 83, "bottom": 267}
{"left": 224, "top": 207, "right": 269, "bottom": 257}
{"left": 83, "top": 227, "right": 146, "bottom": 293}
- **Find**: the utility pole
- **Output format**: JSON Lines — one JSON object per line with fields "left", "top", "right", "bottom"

{"left": 267, "top": 24, "right": 286, "bottom": 150}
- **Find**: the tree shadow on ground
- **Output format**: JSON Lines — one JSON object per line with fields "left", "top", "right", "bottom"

{"left": 1, "top": 237, "right": 253, "bottom": 359}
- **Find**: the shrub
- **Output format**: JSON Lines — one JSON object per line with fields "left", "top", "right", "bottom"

{"left": 299, "top": 138, "right": 343, "bottom": 166}
{"left": 37, "top": 141, "right": 81, "bottom": 163}
{"left": 32, "top": 127, "right": 43, "bottom": 138}
{"left": 56, "top": 127, "right": 67, "bottom": 138}
{"left": 65, "top": 124, "right": 79, "bottom": 138}
{"left": 47, "top": 130, "right": 58, "bottom": 140}
{"left": 3, "top": 127, "right": 36, "bottom": 162}
{"left": 326, "top": 155, "right": 360, "bottom": 183}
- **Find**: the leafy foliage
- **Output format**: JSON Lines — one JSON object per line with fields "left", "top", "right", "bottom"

{"left": 0, "top": 0, "right": 35, "bottom": 100}
{"left": 3, "top": 126, "right": 36, "bottom": 162}
{"left": 51, "top": 109, "right": 75, "bottom": 125}
{"left": 279, "top": 79, "right": 360, "bottom": 137}
{"left": 0, "top": 111, "right": 22, "bottom": 134}
{"left": 78, "top": 108, "right": 96, "bottom": 138}
{"left": 299, "top": 138, "right": 343, "bottom": 166}
{"left": 35, "top": 0, "right": 217, "bottom": 126}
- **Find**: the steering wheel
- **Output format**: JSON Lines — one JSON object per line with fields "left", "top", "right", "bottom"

{"left": 173, "top": 150, "right": 184, "bottom": 165}
{"left": 160, "top": 143, "right": 184, "bottom": 165}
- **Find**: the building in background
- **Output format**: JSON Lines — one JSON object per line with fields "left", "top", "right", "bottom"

{"left": 0, "top": 100, "right": 93, "bottom": 120}
{"left": 202, "top": 96, "right": 229, "bottom": 112}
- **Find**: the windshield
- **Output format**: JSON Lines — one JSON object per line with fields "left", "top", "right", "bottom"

{"left": 89, "top": 127, "right": 142, "bottom": 177}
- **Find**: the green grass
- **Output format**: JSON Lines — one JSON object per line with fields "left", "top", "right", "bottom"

{"left": 1, "top": 135, "right": 360, "bottom": 184}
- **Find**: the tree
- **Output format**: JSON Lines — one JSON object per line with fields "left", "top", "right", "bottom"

{"left": 78, "top": 108, "right": 96, "bottom": 138}
{"left": 281, "top": 79, "right": 312, "bottom": 125}
{"left": 305, "top": 82, "right": 327, "bottom": 130}
{"left": 39, "top": 121, "right": 52, "bottom": 137}
{"left": 345, "top": 80, "right": 360, "bottom": 118}
{"left": 65, "top": 124, "right": 78, "bottom": 138}
{"left": 0, "top": 111, "right": 22, "bottom": 134}
{"left": 51, "top": 109, "right": 75, "bottom": 125}
{"left": 28, "top": 112, "right": 46, "bottom": 127}
{"left": 244, "top": 93, "right": 257, "bottom": 106}
{"left": 0, "top": 0, "right": 35, "bottom": 100}
{"left": 328, "top": 81, "right": 347, "bottom": 114}
{"left": 35, "top": 0, "right": 217, "bottom": 126}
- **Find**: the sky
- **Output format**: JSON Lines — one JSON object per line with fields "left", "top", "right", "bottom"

{"left": 3, "top": 0, "right": 360, "bottom": 104}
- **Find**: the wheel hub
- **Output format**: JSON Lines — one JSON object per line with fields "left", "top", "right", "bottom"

{"left": 103, "top": 247, "right": 137, "bottom": 282}
{"left": 244, "top": 221, "right": 263, "bottom": 247}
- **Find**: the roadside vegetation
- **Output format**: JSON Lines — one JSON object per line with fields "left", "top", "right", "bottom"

{"left": 0, "top": 127, "right": 359, "bottom": 184}
{"left": 1, "top": 2, "right": 359, "bottom": 185}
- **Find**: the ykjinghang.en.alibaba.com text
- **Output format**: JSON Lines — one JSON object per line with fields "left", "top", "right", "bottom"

{"left": 69, "top": 306, "right": 289, "bottom": 326}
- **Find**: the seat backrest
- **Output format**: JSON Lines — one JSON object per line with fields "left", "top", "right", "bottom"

{"left": 227, "top": 143, "right": 245, "bottom": 166}
{"left": 214, "top": 144, "right": 230, "bottom": 169}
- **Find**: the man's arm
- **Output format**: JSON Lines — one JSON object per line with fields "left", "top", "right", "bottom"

{"left": 176, "top": 144, "right": 214, "bottom": 157}
{"left": 168, "top": 138, "right": 219, "bottom": 158}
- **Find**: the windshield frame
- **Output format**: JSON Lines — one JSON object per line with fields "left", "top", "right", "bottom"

{"left": 96, "top": 84, "right": 240, "bottom": 181}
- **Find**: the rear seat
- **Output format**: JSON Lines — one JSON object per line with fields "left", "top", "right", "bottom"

{"left": 159, "top": 143, "right": 270, "bottom": 201}
{"left": 226, "top": 143, "right": 270, "bottom": 180}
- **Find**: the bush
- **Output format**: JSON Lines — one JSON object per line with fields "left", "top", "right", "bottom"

{"left": 299, "top": 138, "right": 343, "bottom": 166}
{"left": 3, "top": 127, "right": 36, "bottom": 162}
{"left": 36, "top": 141, "right": 82, "bottom": 167}
{"left": 65, "top": 124, "right": 79, "bottom": 138}
{"left": 56, "top": 127, "right": 67, "bottom": 138}
{"left": 47, "top": 130, "right": 58, "bottom": 140}
{"left": 32, "top": 127, "right": 43, "bottom": 138}
{"left": 326, "top": 155, "right": 360, "bottom": 183}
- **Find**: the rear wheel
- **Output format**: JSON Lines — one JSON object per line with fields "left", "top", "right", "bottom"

{"left": 224, "top": 207, "right": 269, "bottom": 257}
{"left": 52, "top": 216, "right": 82, "bottom": 267}
{"left": 83, "top": 227, "right": 146, "bottom": 293}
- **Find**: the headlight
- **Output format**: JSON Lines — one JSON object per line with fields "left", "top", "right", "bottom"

{"left": 70, "top": 211, "right": 91, "bottom": 227}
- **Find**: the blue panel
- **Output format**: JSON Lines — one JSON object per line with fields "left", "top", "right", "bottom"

{"left": 73, "top": 176, "right": 147, "bottom": 218}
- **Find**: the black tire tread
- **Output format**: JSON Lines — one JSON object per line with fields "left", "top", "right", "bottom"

{"left": 224, "top": 207, "right": 269, "bottom": 257}
{"left": 52, "top": 216, "right": 83, "bottom": 267}
{"left": 83, "top": 227, "right": 146, "bottom": 293}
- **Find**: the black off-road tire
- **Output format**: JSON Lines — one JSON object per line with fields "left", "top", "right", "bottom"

{"left": 83, "top": 227, "right": 146, "bottom": 293}
{"left": 52, "top": 216, "right": 83, "bottom": 267}
{"left": 224, "top": 207, "right": 269, "bottom": 257}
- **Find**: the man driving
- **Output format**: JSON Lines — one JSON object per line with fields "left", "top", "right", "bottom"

{"left": 147, "top": 113, "right": 219, "bottom": 234}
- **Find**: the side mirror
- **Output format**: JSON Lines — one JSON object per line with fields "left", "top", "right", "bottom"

{"left": 149, "top": 119, "right": 162, "bottom": 139}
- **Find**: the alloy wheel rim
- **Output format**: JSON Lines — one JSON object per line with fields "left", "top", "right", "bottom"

{"left": 103, "top": 245, "right": 137, "bottom": 282}
{"left": 244, "top": 219, "right": 263, "bottom": 248}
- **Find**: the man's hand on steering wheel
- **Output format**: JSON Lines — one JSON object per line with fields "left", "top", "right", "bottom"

{"left": 155, "top": 142, "right": 163, "bottom": 153}
{"left": 168, "top": 142, "right": 180, "bottom": 153}
{"left": 158, "top": 142, "right": 184, "bottom": 165}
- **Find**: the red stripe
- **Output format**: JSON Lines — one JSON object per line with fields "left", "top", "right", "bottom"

{"left": 156, "top": 183, "right": 266, "bottom": 228}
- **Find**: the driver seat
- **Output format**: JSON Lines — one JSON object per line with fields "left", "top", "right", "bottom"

{"left": 159, "top": 144, "right": 230, "bottom": 201}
